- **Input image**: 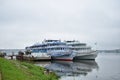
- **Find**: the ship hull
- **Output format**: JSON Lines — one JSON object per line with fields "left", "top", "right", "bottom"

{"left": 74, "top": 51, "right": 98, "bottom": 60}
{"left": 51, "top": 55, "right": 73, "bottom": 61}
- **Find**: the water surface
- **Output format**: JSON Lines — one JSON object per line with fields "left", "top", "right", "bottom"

{"left": 35, "top": 53, "right": 120, "bottom": 80}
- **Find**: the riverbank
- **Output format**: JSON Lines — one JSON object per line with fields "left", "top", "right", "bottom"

{"left": 0, "top": 58, "right": 58, "bottom": 80}
{"left": 0, "top": 72, "right": 1, "bottom": 80}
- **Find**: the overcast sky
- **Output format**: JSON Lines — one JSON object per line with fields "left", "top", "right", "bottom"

{"left": 0, "top": 0, "right": 120, "bottom": 49}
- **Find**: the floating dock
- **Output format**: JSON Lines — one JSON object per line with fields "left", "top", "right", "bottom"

{"left": 16, "top": 53, "right": 51, "bottom": 61}
{"left": 23, "top": 56, "right": 51, "bottom": 61}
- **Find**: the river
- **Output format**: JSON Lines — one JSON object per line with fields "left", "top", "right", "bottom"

{"left": 35, "top": 53, "right": 120, "bottom": 80}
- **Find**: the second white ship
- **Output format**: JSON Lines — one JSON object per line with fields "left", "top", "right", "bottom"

{"left": 65, "top": 40, "right": 98, "bottom": 60}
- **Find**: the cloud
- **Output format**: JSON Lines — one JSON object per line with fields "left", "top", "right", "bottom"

{"left": 0, "top": 0, "right": 120, "bottom": 49}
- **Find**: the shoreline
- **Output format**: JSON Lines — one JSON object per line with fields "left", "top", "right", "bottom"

{"left": 0, "top": 72, "right": 1, "bottom": 80}
{"left": 0, "top": 58, "right": 58, "bottom": 80}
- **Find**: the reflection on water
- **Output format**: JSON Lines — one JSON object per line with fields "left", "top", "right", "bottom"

{"left": 34, "top": 53, "right": 120, "bottom": 80}
{"left": 46, "top": 61, "right": 98, "bottom": 77}
{"left": 35, "top": 60, "right": 99, "bottom": 79}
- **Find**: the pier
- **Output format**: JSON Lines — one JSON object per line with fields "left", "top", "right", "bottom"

{"left": 2, "top": 51, "right": 51, "bottom": 61}
{"left": 3, "top": 54, "right": 51, "bottom": 61}
{"left": 0, "top": 50, "right": 51, "bottom": 61}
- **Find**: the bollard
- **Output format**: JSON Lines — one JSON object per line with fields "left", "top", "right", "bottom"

{"left": 11, "top": 56, "right": 13, "bottom": 60}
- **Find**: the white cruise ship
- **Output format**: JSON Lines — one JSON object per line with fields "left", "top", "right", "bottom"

{"left": 65, "top": 40, "right": 98, "bottom": 60}
{"left": 26, "top": 40, "right": 75, "bottom": 61}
